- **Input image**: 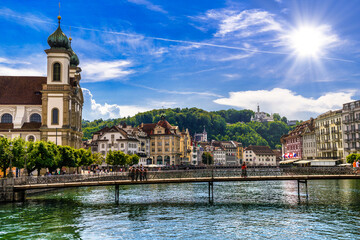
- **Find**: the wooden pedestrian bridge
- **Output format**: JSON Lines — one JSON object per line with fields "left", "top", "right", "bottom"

{"left": 1, "top": 167, "right": 359, "bottom": 203}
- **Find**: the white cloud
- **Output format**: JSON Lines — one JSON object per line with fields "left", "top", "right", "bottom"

{"left": 0, "top": 66, "right": 44, "bottom": 76}
{"left": 133, "top": 84, "right": 223, "bottom": 98}
{"left": 204, "top": 9, "right": 282, "bottom": 37}
{"left": 214, "top": 88, "right": 356, "bottom": 120}
{"left": 127, "top": 0, "right": 168, "bottom": 14}
{"left": 223, "top": 73, "right": 240, "bottom": 78}
{"left": 0, "top": 55, "right": 46, "bottom": 76}
{"left": 81, "top": 60, "right": 134, "bottom": 82}
{"left": 82, "top": 88, "right": 150, "bottom": 120}
{"left": 0, "top": 7, "right": 54, "bottom": 31}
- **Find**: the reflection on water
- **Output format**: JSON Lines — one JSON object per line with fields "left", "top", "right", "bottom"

{"left": 1, "top": 180, "right": 360, "bottom": 239}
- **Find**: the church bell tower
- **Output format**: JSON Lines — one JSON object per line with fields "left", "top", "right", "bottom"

{"left": 40, "top": 14, "right": 83, "bottom": 148}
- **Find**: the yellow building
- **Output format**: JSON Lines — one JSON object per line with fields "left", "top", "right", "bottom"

{"left": 180, "top": 129, "right": 192, "bottom": 164}
{"left": 315, "top": 110, "right": 344, "bottom": 161}
{"left": 140, "top": 115, "right": 182, "bottom": 165}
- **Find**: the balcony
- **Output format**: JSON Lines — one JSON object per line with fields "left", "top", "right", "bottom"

{"left": 335, "top": 121, "right": 341, "bottom": 125}
{"left": 331, "top": 129, "right": 339, "bottom": 134}
{"left": 324, "top": 123, "right": 329, "bottom": 128}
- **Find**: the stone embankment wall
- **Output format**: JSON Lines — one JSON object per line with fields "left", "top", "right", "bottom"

{"left": 0, "top": 178, "right": 14, "bottom": 202}
{"left": 0, "top": 178, "right": 25, "bottom": 202}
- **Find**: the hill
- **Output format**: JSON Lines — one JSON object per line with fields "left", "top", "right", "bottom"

{"left": 81, "top": 108, "right": 293, "bottom": 149}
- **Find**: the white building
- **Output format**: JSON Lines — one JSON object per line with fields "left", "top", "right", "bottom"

{"left": 213, "top": 147, "right": 226, "bottom": 165}
{"left": 90, "top": 125, "right": 150, "bottom": 165}
{"left": 243, "top": 145, "right": 276, "bottom": 166}
{"left": 302, "top": 122, "right": 317, "bottom": 160}
{"left": 194, "top": 126, "right": 207, "bottom": 142}
{"left": 251, "top": 105, "right": 274, "bottom": 123}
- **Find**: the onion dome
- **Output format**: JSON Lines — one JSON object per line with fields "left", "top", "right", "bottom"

{"left": 69, "top": 37, "right": 80, "bottom": 67}
{"left": 47, "top": 16, "right": 69, "bottom": 50}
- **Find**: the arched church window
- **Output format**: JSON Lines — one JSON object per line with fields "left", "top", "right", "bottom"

{"left": 53, "top": 63, "right": 61, "bottom": 81}
{"left": 1, "top": 113, "right": 12, "bottom": 123}
{"left": 52, "top": 108, "right": 59, "bottom": 125}
{"left": 30, "top": 113, "right": 41, "bottom": 123}
{"left": 27, "top": 135, "right": 35, "bottom": 142}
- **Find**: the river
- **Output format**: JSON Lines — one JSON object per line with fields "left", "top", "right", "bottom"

{"left": 1, "top": 179, "right": 360, "bottom": 239}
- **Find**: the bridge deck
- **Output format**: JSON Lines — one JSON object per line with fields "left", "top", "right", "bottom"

{"left": 13, "top": 175, "right": 360, "bottom": 191}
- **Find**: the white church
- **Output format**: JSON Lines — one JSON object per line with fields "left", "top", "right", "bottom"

{"left": 0, "top": 15, "right": 84, "bottom": 148}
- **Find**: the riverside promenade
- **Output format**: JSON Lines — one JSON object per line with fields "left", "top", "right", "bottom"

{"left": 1, "top": 167, "right": 358, "bottom": 203}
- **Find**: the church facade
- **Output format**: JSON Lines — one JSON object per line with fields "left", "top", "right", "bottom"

{"left": 0, "top": 15, "right": 83, "bottom": 148}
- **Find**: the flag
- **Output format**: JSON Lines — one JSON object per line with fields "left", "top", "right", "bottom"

{"left": 289, "top": 153, "right": 293, "bottom": 158}
{"left": 293, "top": 153, "right": 297, "bottom": 157}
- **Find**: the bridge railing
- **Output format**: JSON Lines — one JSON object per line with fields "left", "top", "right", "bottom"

{"left": 10, "top": 166, "right": 353, "bottom": 185}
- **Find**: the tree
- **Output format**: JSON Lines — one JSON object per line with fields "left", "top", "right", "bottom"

{"left": 58, "top": 145, "right": 76, "bottom": 171}
{"left": 202, "top": 152, "right": 214, "bottom": 165}
{"left": 106, "top": 150, "right": 127, "bottom": 167}
{"left": 10, "top": 137, "right": 26, "bottom": 169}
{"left": 275, "top": 144, "right": 282, "bottom": 150}
{"left": 0, "top": 137, "right": 11, "bottom": 177}
{"left": 92, "top": 152, "right": 104, "bottom": 165}
{"left": 346, "top": 153, "right": 360, "bottom": 163}
{"left": 127, "top": 154, "right": 140, "bottom": 166}
{"left": 281, "top": 116, "right": 288, "bottom": 124}
{"left": 273, "top": 113, "right": 281, "bottom": 121}
{"left": 29, "top": 141, "right": 56, "bottom": 176}
{"left": 75, "top": 148, "right": 93, "bottom": 173}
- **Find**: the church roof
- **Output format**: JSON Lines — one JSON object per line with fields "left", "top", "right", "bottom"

{"left": 0, "top": 76, "right": 46, "bottom": 105}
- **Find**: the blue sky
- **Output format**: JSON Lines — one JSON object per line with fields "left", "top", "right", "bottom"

{"left": 0, "top": 0, "right": 359, "bottom": 121}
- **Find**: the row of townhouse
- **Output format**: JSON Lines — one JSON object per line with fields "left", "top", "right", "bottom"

{"left": 86, "top": 115, "right": 192, "bottom": 166}
{"left": 190, "top": 140, "right": 243, "bottom": 166}
{"left": 281, "top": 99, "right": 360, "bottom": 162}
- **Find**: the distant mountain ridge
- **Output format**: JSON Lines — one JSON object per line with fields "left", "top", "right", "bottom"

{"left": 82, "top": 108, "right": 294, "bottom": 149}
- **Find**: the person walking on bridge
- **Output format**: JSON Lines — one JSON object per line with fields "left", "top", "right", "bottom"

{"left": 241, "top": 162, "right": 247, "bottom": 178}
{"left": 353, "top": 161, "right": 357, "bottom": 174}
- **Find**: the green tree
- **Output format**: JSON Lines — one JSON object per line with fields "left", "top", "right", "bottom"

{"left": 127, "top": 154, "right": 140, "bottom": 166}
{"left": 29, "top": 141, "right": 56, "bottom": 176}
{"left": 75, "top": 148, "right": 93, "bottom": 173}
{"left": 58, "top": 145, "right": 76, "bottom": 170}
{"left": 92, "top": 152, "right": 104, "bottom": 165}
{"left": 273, "top": 113, "right": 281, "bottom": 121}
{"left": 0, "top": 137, "right": 11, "bottom": 177}
{"left": 202, "top": 152, "right": 214, "bottom": 165}
{"left": 346, "top": 153, "right": 360, "bottom": 163}
{"left": 106, "top": 150, "right": 127, "bottom": 166}
{"left": 10, "top": 137, "right": 26, "bottom": 169}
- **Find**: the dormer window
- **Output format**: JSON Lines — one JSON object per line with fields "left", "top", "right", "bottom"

{"left": 53, "top": 63, "right": 61, "bottom": 81}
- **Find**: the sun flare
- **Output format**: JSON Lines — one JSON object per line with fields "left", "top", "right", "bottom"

{"left": 288, "top": 26, "right": 335, "bottom": 58}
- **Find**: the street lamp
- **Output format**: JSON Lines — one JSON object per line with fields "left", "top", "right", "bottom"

{"left": 8, "top": 143, "right": 14, "bottom": 178}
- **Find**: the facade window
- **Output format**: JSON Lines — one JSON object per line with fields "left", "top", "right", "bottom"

{"left": 30, "top": 113, "right": 41, "bottom": 123}
{"left": 27, "top": 135, "right": 35, "bottom": 142}
{"left": 1, "top": 113, "right": 12, "bottom": 123}
{"left": 53, "top": 63, "right": 61, "bottom": 81}
{"left": 121, "top": 143, "right": 124, "bottom": 148}
{"left": 102, "top": 144, "right": 105, "bottom": 148}
{"left": 51, "top": 108, "right": 59, "bottom": 124}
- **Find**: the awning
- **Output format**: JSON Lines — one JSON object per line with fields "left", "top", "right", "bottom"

{"left": 279, "top": 159, "right": 298, "bottom": 164}
{"left": 294, "top": 160, "right": 311, "bottom": 164}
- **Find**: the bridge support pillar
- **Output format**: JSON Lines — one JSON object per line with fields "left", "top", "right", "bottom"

{"left": 297, "top": 180, "right": 308, "bottom": 202}
{"left": 208, "top": 182, "right": 214, "bottom": 203}
{"left": 115, "top": 185, "right": 119, "bottom": 204}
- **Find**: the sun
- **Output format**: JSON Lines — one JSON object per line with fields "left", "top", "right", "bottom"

{"left": 288, "top": 26, "right": 332, "bottom": 58}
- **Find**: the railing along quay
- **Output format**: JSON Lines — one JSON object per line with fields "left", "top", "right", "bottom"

{"left": 2, "top": 166, "right": 356, "bottom": 203}
{"left": 10, "top": 166, "right": 354, "bottom": 186}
